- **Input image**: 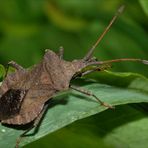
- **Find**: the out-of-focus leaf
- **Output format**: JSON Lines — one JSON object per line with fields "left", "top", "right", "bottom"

{"left": 44, "top": 1, "right": 87, "bottom": 31}
{"left": 139, "top": 0, "right": 148, "bottom": 16}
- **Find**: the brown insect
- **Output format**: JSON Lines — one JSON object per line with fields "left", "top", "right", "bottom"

{"left": 0, "top": 5, "right": 147, "bottom": 148}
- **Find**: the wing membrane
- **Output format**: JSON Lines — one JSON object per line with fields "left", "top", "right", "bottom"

{"left": 0, "top": 89, "right": 26, "bottom": 120}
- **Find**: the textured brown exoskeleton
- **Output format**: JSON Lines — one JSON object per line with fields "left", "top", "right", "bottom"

{"left": 0, "top": 5, "right": 148, "bottom": 148}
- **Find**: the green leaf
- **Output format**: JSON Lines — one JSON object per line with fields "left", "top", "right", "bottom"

{"left": 27, "top": 105, "right": 148, "bottom": 148}
{"left": 0, "top": 72, "right": 148, "bottom": 148}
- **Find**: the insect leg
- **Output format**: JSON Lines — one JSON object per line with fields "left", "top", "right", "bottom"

{"left": 15, "top": 103, "right": 49, "bottom": 148}
{"left": 5, "top": 61, "right": 24, "bottom": 77}
{"left": 81, "top": 64, "right": 111, "bottom": 77}
{"left": 58, "top": 46, "right": 64, "bottom": 59}
{"left": 73, "top": 64, "right": 111, "bottom": 79}
{"left": 70, "top": 85, "right": 114, "bottom": 109}
{"left": 8, "top": 61, "right": 24, "bottom": 70}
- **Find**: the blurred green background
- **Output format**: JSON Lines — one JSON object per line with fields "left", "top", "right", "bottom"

{"left": 0, "top": 0, "right": 148, "bottom": 147}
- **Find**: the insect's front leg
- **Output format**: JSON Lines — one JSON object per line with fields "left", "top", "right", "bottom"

{"left": 70, "top": 85, "right": 114, "bottom": 109}
{"left": 5, "top": 61, "right": 24, "bottom": 77}
{"left": 73, "top": 64, "right": 111, "bottom": 79}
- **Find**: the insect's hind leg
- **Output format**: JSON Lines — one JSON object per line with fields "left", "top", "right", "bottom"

{"left": 70, "top": 85, "right": 114, "bottom": 109}
{"left": 15, "top": 103, "right": 49, "bottom": 148}
{"left": 5, "top": 61, "right": 24, "bottom": 78}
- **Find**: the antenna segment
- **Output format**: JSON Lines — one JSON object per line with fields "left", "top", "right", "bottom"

{"left": 84, "top": 5, "right": 125, "bottom": 61}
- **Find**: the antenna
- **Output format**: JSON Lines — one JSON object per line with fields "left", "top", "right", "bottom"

{"left": 84, "top": 5, "right": 125, "bottom": 61}
{"left": 88, "top": 58, "right": 148, "bottom": 66}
